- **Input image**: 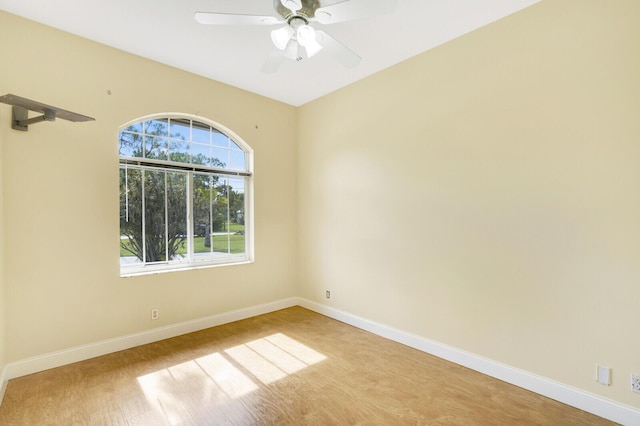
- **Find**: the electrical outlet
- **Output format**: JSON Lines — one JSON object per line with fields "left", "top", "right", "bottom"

{"left": 597, "top": 365, "right": 611, "bottom": 386}
{"left": 325, "top": 290, "right": 330, "bottom": 299}
{"left": 151, "top": 309, "right": 159, "bottom": 320}
{"left": 631, "top": 373, "right": 640, "bottom": 394}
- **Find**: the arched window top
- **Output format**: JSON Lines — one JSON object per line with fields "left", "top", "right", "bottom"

{"left": 119, "top": 113, "right": 252, "bottom": 174}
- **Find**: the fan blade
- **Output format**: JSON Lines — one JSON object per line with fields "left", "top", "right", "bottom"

{"left": 261, "top": 49, "right": 286, "bottom": 73}
{"left": 297, "top": 25, "right": 323, "bottom": 58}
{"left": 314, "top": 0, "right": 396, "bottom": 25}
{"left": 195, "top": 12, "right": 281, "bottom": 26}
{"left": 280, "top": 0, "right": 302, "bottom": 13}
{"left": 316, "top": 31, "right": 361, "bottom": 68}
{"left": 284, "top": 39, "right": 303, "bottom": 61}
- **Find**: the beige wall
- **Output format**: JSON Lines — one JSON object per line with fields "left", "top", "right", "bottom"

{"left": 0, "top": 11, "right": 298, "bottom": 362}
{"left": 298, "top": 0, "right": 640, "bottom": 408}
{"left": 1, "top": 0, "right": 640, "bottom": 413}
{"left": 0, "top": 72, "right": 5, "bottom": 375}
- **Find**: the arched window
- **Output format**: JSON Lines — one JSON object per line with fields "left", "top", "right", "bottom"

{"left": 118, "top": 114, "right": 253, "bottom": 276}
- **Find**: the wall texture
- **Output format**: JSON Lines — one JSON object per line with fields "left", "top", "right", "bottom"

{"left": 0, "top": 11, "right": 298, "bottom": 362}
{"left": 298, "top": 0, "right": 640, "bottom": 408}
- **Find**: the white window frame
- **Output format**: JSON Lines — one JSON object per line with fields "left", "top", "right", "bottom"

{"left": 118, "top": 113, "right": 254, "bottom": 276}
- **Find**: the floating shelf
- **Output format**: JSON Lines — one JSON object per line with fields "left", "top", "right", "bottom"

{"left": 0, "top": 93, "right": 95, "bottom": 131}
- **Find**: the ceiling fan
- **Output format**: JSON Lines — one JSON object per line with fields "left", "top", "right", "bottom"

{"left": 195, "top": 0, "right": 397, "bottom": 73}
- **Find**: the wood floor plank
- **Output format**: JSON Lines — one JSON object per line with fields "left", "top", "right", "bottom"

{"left": 0, "top": 307, "right": 613, "bottom": 425}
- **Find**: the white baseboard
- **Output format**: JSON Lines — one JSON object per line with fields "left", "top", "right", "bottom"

{"left": 0, "top": 365, "right": 8, "bottom": 404}
{"left": 296, "top": 298, "right": 640, "bottom": 426}
{"left": 2, "top": 296, "right": 638, "bottom": 424}
{"left": 3, "top": 297, "right": 298, "bottom": 381}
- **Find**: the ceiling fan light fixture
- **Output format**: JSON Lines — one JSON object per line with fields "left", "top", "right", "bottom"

{"left": 284, "top": 39, "right": 302, "bottom": 61}
{"left": 303, "top": 41, "right": 323, "bottom": 58}
{"left": 296, "top": 24, "right": 314, "bottom": 44}
{"left": 271, "top": 26, "right": 293, "bottom": 50}
{"left": 297, "top": 24, "right": 323, "bottom": 58}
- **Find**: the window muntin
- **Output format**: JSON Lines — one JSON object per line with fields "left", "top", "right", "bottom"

{"left": 119, "top": 114, "right": 252, "bottom": 275}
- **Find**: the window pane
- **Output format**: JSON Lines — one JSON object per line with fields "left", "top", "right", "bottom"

{"left": 228, "top": 177, "right": 246, "bottom": 254}
{"left": 166, "top": 171, "right": 188, "bottom": 261}
{"left": 145, "top": 136, "right": 169, "bottom": 161}
{"left": 212, "top": 130, "right": 228, "bottom": 148}
{"left": 212, "top": 177, "right": 229, "bottom": 254}
{"left": 143, "top": 169, "right": 167, "bottom": 262}
{"left": 144, "top": 119, "right": 168, "bottom": 137}
{"left": 123, "top": 122, "right": 143, "bottom": 133}
{"left": 119, "top": 132, "right": 143, "bottom": 158}
{"left": 212, "top": 147, "right": 228, "bottom": 169}
{"left": 193, "top": 173, "right": 216, "bottom": 256}
{"left": 169, "top": 140, "right": 190, "bottom": 163}
{"left": 192, "top": 124, "right": 211, "bottom": 144}
{"left": 213, "top": 232, "right": 230, "bottom": 254}
{"left": 120, "top": 167, "right": 143, "bottom": 265}
{"left": 169, "top": 119, "right": 190, "bottom": 142}
{"left": 191, "top": 143, "right": 211, "bottom": 166}
{"left": 229, "top": 149, "right": 246, "bottom": 170}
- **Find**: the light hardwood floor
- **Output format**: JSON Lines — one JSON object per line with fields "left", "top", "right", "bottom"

{"left": 0, "top": 307, "right": 612, "bottom": 425}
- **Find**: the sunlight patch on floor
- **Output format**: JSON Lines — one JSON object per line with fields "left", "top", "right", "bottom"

{"left": 227, "top": 333, "right": 327, "bottom": 382}
{"left": 137, "top": 333, "right": 326, "bottom": 424}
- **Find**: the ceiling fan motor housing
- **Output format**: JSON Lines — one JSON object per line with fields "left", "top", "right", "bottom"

{"left": 274, "top": 0, "right": 322, "bottom": 20}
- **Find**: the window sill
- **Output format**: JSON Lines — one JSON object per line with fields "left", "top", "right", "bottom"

{"left": 120, "top": 258, "right": 253, "bottom": 278}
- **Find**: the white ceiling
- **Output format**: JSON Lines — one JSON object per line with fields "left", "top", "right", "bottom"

{"left": 0, "top": 0, "right": 539, "bottom": 106}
